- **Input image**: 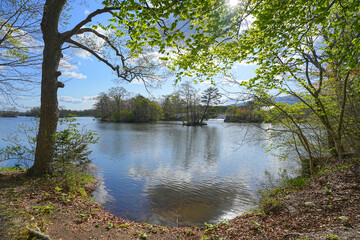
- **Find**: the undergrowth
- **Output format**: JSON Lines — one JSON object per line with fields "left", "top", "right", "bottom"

{"left": 257, "top": 155, "right": 360, "bottom": 215}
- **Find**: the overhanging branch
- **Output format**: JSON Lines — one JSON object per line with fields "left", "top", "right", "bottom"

{"left": 61, "top": 7, "right": 118, "bottom": 42}
{"left": 65, "top": 38, "right": 125, "bottom": 80}
{"left": 75, "top": 28, "right": 126, "bottom": 65}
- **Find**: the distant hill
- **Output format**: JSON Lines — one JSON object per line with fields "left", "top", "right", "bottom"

{"left": 275, "top": 96, "right": 301, "bottom": 105}
{"left": 224, "top": 96, "right": 301, "bottom": 107}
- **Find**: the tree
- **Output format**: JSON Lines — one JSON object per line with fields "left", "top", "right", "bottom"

{"left": 225, "top": 106, "right": 239, "bottom": 121}
{"left": 26, "top": 0, "right": 360, "bottom": 175}
{"left": 200, "top": 87, "right": 222, "bottom": 123}
{"left": 0, "top": 0, "right": 42, "bottom": 107}
{"left": 241, "top": 0, "right": 360, "bottom": 162}
{"left": 118, "top": 0, "right": 360, "bottom": 168}
{"left": 94, "top": 92, "right": 111, "bottom": 120}
{"left": 224, "top": 102, "right": 264, "bottom": 123}
{"left": 108, "top": 86, "right": 129, "bottom": 114}
{"left": 115, "top": 0, "right": 359, "bottom": 171}
{"left": 28, "top": 0, "right": 165, "bottom": 176}
{"left": 161, "top": 93, "right": 184, "bottom": 121}
{"left": 131, "top": 95, "right": 162, "bottom": 123}
{"left": 177, "top": 82, "right": 202, "bottom": 126}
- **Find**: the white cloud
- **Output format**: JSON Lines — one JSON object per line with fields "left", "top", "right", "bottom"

{"left": 59, "top": 96, "right": 82, "bottom": 104}
{"left": 70, "top": 27, "right": 113, "bottom": 60}
{"left": 59, "top": 95, "right": 97, "bottom": 104}
{"left": 200, "top": 80, "right": 216, "bottom": 86}
{"left": 59, "top": 59, "right": 78, "bottom": 70}
{"left": 233, "top": 60, "right": 256, "bottom": 66}
{"left": 13, "top": 29, "right": 42, "bottom": 51}
{"left": 238, "top": 14, "right": 255, "bottom": 33}
{"left": 82, "top": 96, "right": 97, "bottom": 101}
{"left": 62, "top": 71, "right": 87, "bottom": 79}
{"left": 70, "top": 47, "right": 92, "bottom": 60}
{"left": 84, "top": 9, "right": 90, "bottom": 15}
{"left": 222, "top": 76, "right": 249, "bottom": 86}
{"left": 129, "top": 79, "right": 150, "bottom": 85}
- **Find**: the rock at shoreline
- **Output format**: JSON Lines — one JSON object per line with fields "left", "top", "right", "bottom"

{"left": 84, "top": 179, "right": 100, "bottom": 193}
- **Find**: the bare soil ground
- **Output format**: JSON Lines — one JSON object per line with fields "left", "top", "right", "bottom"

{"left": 0, "top": 161, "right": 359, "bottom": 240}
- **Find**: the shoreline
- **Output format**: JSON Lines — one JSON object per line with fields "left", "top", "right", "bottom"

{"left": 1, "top": 158, "right": 359, "bottom": 239}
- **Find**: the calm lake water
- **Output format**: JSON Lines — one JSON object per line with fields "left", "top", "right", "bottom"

{"left": 0, "top": 117, "right": 297, "bottom": 226}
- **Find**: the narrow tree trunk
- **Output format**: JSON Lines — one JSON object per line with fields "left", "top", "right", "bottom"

{"left": 27, "top": 0, "right": 66, "bottom": 176}
{"left": 200, "top": 100, "right": 210, "bottom": 123}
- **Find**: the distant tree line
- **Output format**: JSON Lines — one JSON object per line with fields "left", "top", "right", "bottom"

{"left": 0, "top": 108, "right": 18, "bottom": 117}
{"left": 224, "top": 101, "right": 265, "bottom": 123}
{"left": 21, "top": 107, "right": 97, "bottom": 118}
{"left": 94, "top": 83, "right": 223, "bottom": 125}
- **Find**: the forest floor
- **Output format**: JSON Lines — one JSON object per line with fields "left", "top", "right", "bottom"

{"left": 0, "top": 158, "right": 359, "bottom": 240}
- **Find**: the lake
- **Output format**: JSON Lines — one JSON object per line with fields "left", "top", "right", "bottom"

{"left": 0, "top": 117, "right": 297, "bottom": 226}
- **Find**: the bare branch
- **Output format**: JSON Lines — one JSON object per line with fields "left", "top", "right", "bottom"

{"left": 65, "top": 38, "right": 125, "bottom": 79}
{"left": 75, "top": 27, "right": 126, "bottom": 65}
{"left": 61, "top": 7, "right": 118, "bottom": 42}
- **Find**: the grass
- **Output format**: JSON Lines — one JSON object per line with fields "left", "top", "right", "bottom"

{"left": 0, "top": 166, "right": 26, "bottom": 172}
{"left": 0, "top": 165, "right": 98, "bottom": 239}
{"left": 257, "top": 155, "right": 360, "bottom": 215}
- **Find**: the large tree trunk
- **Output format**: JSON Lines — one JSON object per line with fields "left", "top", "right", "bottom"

{"left": 27, "top": 0, "right": 66, "bottom": 176}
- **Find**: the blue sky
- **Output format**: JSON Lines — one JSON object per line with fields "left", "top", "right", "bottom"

{"left": 12, "top": 0, "right": 257, "bottom": 111}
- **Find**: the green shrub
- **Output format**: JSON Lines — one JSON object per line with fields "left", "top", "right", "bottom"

{"left": 0, "top": 116, "right": 98, "bottom": 191}
{"left": 283, "top": 176, "right": 308, "bottom": 190}
{"left": 53, "top": 117, "right": 98, "bottom": 172}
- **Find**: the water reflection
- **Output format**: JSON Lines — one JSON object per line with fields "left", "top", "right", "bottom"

{"left": 89, "top": 120, "right": 295, "bottom": 225}
{"left": 146, "top": 179, "right": 255, "bottom": 226}
{"left": 0, "top": 118, "right": 297, "bottom": 226}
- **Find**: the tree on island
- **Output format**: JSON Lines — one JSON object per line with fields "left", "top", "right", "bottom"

{"left": 94, "top": 90, "right": 163, "bottom": 123}
{"left": 108, "top": 86, "right": 129, "bottom": 115}
{"left": 161, "top": 93, "right": 184, "bottom": 121}
{"left": 200, "top": 87, "right": 222, "bottom": 123}
{"left": 177, "top": 83, "right": 222, "bottom": 126}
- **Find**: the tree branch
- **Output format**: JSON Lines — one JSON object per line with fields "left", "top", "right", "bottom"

{"left": 61, "top": 7, "right": 118, "bottom": 42}
{"left": 75, "top": 28, "right": 126, "bottom": 65}
{"left": 65, "top": 38, "right": 125, "bottom": 80}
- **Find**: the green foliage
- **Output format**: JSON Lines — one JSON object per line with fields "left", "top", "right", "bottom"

{"left": 101, "top": 0, "right": 360, "bottom": 169}
{"left": 0, "top": 117, "right": 98, "bottom": 192}
{"left": 133, "top": 231, "right": 147, "bottom": 239}
{"left": 106, "top": 222, "right": 116, "bottom": 230}
{"left": 224, "top": 102, "right": 265, "bottom": 123}
{"left": 76, "top": 209, "right": 93, "bottom": 222}
{"left": 326, "top": 234, "right": 340, "bottom": 239}
{"left": 251, "top": 221, "right": 262, "bottom": 232}
{"left": 140, "top": 232, "right": 148, "bottom": 239}
{"left": 95, "top": 84, "right": 222, "bottom": 124}
{"left": 338, "top": 216, "right": 349, "bottom": 222}
{"left": 0, "top": 166, "right": 24, "bottom": 172}
{"left": 0, "top": 120, "right": 38, "bottom": 169}
{"left": 53, "top": 116, "right": 98, "bottom": 172}
{"left": 161, "top": 93, "right": 184, "bottom": 121}
{"left": 282, "top": 176, "right": 308, "bottom": 190}
{"left": 95, "top": 90, "right": 163, "bottom": 123}
{"left": 258, "top": 194, "right": 283, "bottom": 215}
{"left": 257, "top": 170, "right": 309, "bottom": 214}
{"left": 184, "top": 228, "right": 196, "bottom": 236}
{"left": 132, "top": 95, "right": 163, "bottom": 123}
{"left": 32, "top": 205, "right": 53, "bottom": 215}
